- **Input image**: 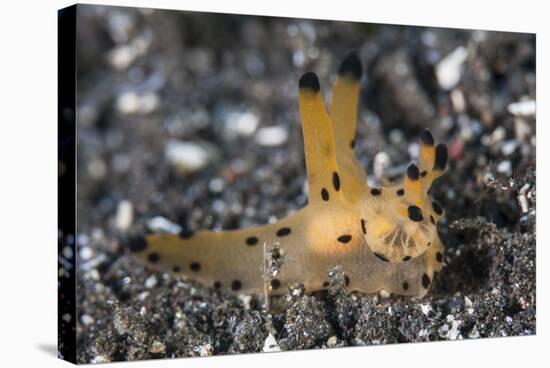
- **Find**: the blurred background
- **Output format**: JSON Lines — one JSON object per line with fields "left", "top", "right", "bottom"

{"left": 74, "top": 4, "right": 536, "bottom": 362}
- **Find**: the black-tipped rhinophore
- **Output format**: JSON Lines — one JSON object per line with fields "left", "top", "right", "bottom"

{"left": 434, "top": 144, "right": 448, "bottom": 171}
{"left": 407, "top": 163, "right": 420, "bottom": 180}
{"left": 420, "top": 129, "right": 434, "bottom": 145}
{"left": 299, "top": 72, "right": 320, "bottom": 92}
{"left": 128, "top": 235, "right": 147, "bottom": 253}
{"left": 338, "top": 51, "right": 363, "bottom": 80}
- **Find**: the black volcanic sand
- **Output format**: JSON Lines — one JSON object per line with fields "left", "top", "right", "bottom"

{"left": 69, "top": 5, "right": 535, "bottom": 363}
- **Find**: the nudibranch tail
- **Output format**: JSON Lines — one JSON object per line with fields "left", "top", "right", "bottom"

{"left": 129, "top": 211, "right": 308, "bottom": 295}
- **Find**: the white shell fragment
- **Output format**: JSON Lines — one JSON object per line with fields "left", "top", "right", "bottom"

{"left": 435, "top": 46, "right": 468, "bottom": 90}
{"left": 263, "top": 333, "right": 282, "bottom": 352}
{"left": 255, "top": 126, "right": 288, "bottom": 147}
{"left": 507, "top": 100, "right": 536, "bottom": 117}
{"left": 115, "top": 200, "right": 134, "bottom": 231}
{"left": 165, "top": 140, "right": 212, "bottom": 174}
{"left": 147, "top": 216, "right": 182, "bottom": 234}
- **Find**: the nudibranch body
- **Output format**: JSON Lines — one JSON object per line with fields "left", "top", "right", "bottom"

{"left": 128, "top": 52, "right": 447, "bottom": 298}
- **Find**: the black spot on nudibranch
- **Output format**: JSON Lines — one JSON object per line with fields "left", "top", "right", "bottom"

{"left": 434, "top": 144, "right": 448, "bottom": 171}
{"left": 421, "top": 170, "right": 427, "bottom": 177}
{"left": 337, "top": 235, "right": 352, "bottom": 244}
{"left": 147, "top": 252, "right": 160, "bottom": 263}
{"left": 179, "top": 228, "right": 195, "bottom": 239}
{"left": 172, "top": 266, "right": 181, "bottom": 273}
{"left": 374, "top": 252, "right": 389, "bottom": 262}
{"left": 402, "top": 256, "right": 412, "bottom": 261}
{"left": 213, "top": 281, "right": 222, "bottom": 289}
{"left": 432, "top": 201, "right": 443, "bottom": 215}
{"left": 370, "top": 188, "right": 382, "bottom": 196}
{"left": 323, "top": 281, "right": 330, "bottom": 288}
{"left": 246, "top": 236, "right": 258, "bottom": 246}
{"left": 299, "top": 71, "right": 320, "bottom": 92}
{"left": 407, "top": 164, "right": 420, "bottom": 180}
{"left": 190, "top": 262, "right": 201, "bottom": 272}
{"left": 361, "top": 219, "right": 367, "bottom": 234}
{"left": 338, "top": 51, "right": 363, "bottom": 80}
{"left": 408, "top": 205, "right": 424, "bottom": 222}
{"left": 436, "top": 252, "right": 444, "bottom": 263}
{"left": 344, "top": 275, "right": 350, "bottom": 287}
{"left": 350, "top": 139, "right": 356, "bottom": 149}
{"left": 430, "top": 215, "right": 436, "bottom": 225}
{"left": 270, "top": 279, "right": 281, "bottom": 290}
{"left": 402, "top": 281, "right": 409, "bottom": 290}
{"left": 276, "top": 227, "right": 291, "bottom": 237}
{"left": 332, "top": 172, "right": 340, "bottom": 191}
{"left": 396, "top": 189, "right": 405, "bottom": 196}
{"left": 321, "top": 188, "right": 330, "bottom": 201}
{"left": 421, "top": 273, "right": 431, "bottom": 289}
{"left": 128, "top": 235, "right": 147, "bottom": 253}
{"left": 231, "top": 280, "right": 242, "bottom": 291}
{"left": 420, "top": 129, "right": 435, "bottom": 146}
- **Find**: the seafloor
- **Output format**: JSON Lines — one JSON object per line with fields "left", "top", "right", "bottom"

{"left": 69, "top": 5, "right": 535, "bottom": 363}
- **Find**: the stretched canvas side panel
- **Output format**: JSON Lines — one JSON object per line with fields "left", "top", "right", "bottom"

{"left": 58, "top": 4, "right": 77, "bottom": 364}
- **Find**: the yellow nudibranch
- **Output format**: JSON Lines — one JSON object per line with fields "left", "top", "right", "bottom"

{"left": 128, "top": 52, "right": 448, "bottom": 298}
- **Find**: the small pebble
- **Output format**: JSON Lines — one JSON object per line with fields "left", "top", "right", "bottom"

{"left": 62, "top": 246, "right": 73, "bottom": 259}
{"left": 115, "top": 200, "right": 133, "bottom": 231}
{"left": 438, "top": 324, "right": 449, "bottom": 338}
{"left": 448, "top": 320, "right": 461, "bottom": 340}
{"left": 420, "top": 304, "right": 432, "bottom": 316}
{"left": 149, "top": 341, "right": 166, "bottom": 354}
{"left": 115, "top": 90, "right": 160, "bottom": 115}
{"left": 225, "top": 110, "right": 259, "bottom": 137}
{"left": 107, "top": 34, "right": 151, "bottom": 71}
{"left": 514, "top": 117, "right": 532, "bottom": 141}
{"left": 263, "top": 333, "right": 282, "bottom": 352}
{"left": 435, "top": 46, "right": 468, "bottom": 90}
{"left": 197, "top": 344, "right": 213, "bottom": 357}
{"left": 255, "top": 126, "right": 288, "bottom": 146}
{"left": 79, "top": 247, "right": 94, "bottom": 261}
{"left": 373, "top": 152, "right": 391, "bottom": 180}
{"left": 450, "top": 88, "right": 466, "bottom": 112}
{"left": 408, "top": 142, "right": 419, "bottom": 160}
{"left": 165, "top": 140, "right": 211, "bottom": 174}
{"left": 147, "top": 216, "right": 182, "bottom": 234}
{"left": 496, "top": 160, "right": 512, "bottom": 175}
{"left": 468, "top": 326, "right": 480, "bottom": 339}
{"left": 116, "top": 91, "right": 140, "bottom": 114}
{"left": 88, "top": 159, "right": 107, "bottom": 179}
{"left": 81, "top": 314, "right": 95, "bottom": 326}
{"left": 379, "top": 289, "right": 391, "bottom": 299}
{"left": 145, "top": 275, "right": 157, "bottom": 289}
{"left": 507, "top": 99, "right": 536, "bottom": 117}
{"left": 518, "top": 183, "right": 530, "bottom": 213}
{"left": 208, "top": 177, "right": 225, "bottom": 193}
{"left": 491, "top": 127, "right": 506, "bottom": 144}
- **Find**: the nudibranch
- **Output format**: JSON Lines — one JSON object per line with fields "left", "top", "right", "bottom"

{"left": 128, "top": 52, "right": 448, "bottom": 298}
